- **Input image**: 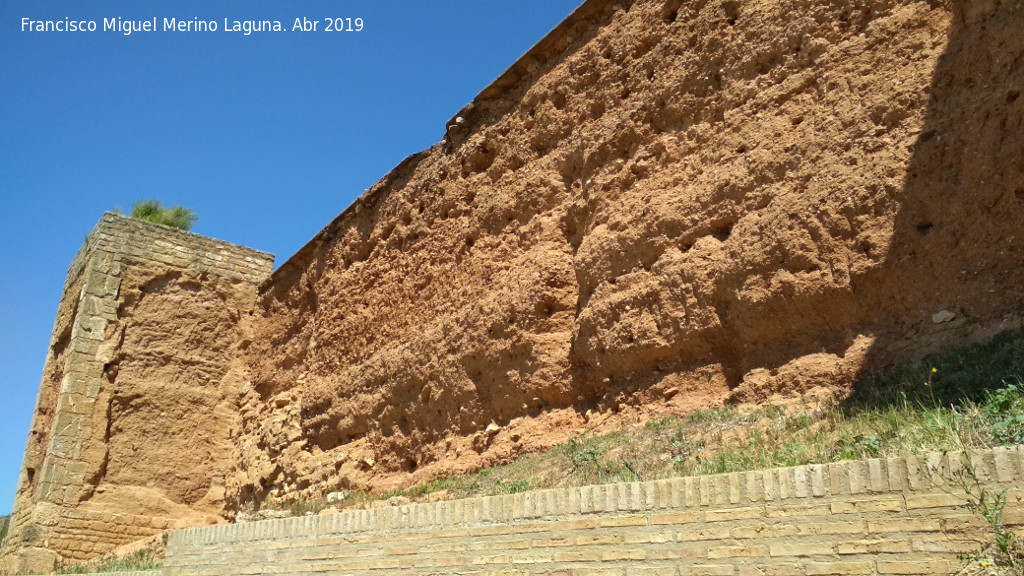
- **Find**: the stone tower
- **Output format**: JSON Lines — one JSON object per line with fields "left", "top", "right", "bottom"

{"left": 0, "top": 213, "right": 272, "bottom": 574}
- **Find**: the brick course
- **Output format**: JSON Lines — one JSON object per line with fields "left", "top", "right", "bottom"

{"left": 46, "top": 446, "right": 1020, "bottom": 576}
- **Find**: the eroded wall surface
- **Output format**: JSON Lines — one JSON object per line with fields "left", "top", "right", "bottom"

{"left": 0, "top": 214, "right": 272, "bottom": 575}
{"left": 234, "top": 0, "right": 1024, "bottom": 507}
{"left": 5, "top": 0, "right": 1024, "bottom": 569}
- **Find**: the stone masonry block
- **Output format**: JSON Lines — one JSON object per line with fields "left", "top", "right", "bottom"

{"left": 828, "top": 461, "right": 847, "bottom": 496}
{"left": 707, "top": 545, "right": 767, "bottom": 558}
{"left": 731, "top": 524, "right": 798, "bottom": 539}
{"left": 793, "top": 465, "right": 810, "bottom": 498}
{"left": 876, "top": 560, "right": 953, "bottom": 574}
{"left": 555, "top": 519, "right": 597, "bottom": 531}
{"left": 576, "top": 568, "right": 627, "bottom": 576}
{"left": 713, "top": 474, "right": 729, "bottom": 505}
{"left": 544, "top": 489, "right": 559, "bottom": 516}
{"left": 532, "top": 537, "right": 572, "bottom": 548}
{"left": 599, "top": 515, "right": 647, "bottom": 528}
{"left": 738, "top": 565, "right": 803, "bottom": 576}
{"left": 699, "top": 476, "right": 712, "bottom": 506}
{"left": 761, "top": 470, "right": 777, "bottom": 502}
{"left": 602, "top": 484, "right": 616, "bottom": 512}
{"left": 681, "top": 477, "right": 696, "bottom": 507}
{"left": 626, "top": 567, "right": 678, "bottom": 576}
{"left": 523, "top": 491, "right": 537, "bottom": 518}
{"left": 810, "top": 464, "right": 827, "bottom": 496}
{"left": 911, "top": 537, "right": 985, "bottom": 554}
{"left": 624, "top": 529, "right": 674, "bottom": 544}
{"left": 566, "top": 487, "right": 582, "bottom": 515}
{"left": 624, "top": 483, "right": 642, "bottom": 511}
{"left": 886, "top": 456, "right": 909, "bottom": 491}
{"left": 804, "top": 562, "right": 874, "bottom": 575}
{"left": 641, "top": 481, "right": 656, "bottom": 510}
{"left": 581, "top": 485, "right": 596, "bottom": 513}
{"left": 992, "top": 446, "right": 1017, "bottom": 482}
{"left": 830, "top": 498, "right": 903, "bottom": 514}
{"left": 868, "top": 518, "right": 942, "bottom": 533}
{"left": 868, "top": 458, "right": 888, "bottom": 491}
{"left": 677, "top": 527, "right": 731, "bottom": 542}
{"left": 650, "top": 512, "right": 700, "bottom": 526}
{"left": 728, "top": 472, "right": 742, "bottom": 504}
{"left": 969, "top": 450, "right": 996, "bottom": 482}
{"left": 836, "top": 539, "right": 912, "bottom": 554}
{"left": 686, "top": 566, "right": 735, "bottom": 576}
{"left": 648, "top": 547, "right": 706, "bottom": 561}
{"left": 766, "top": 503, "right": 831, "bottom": 519}
{"left": 924, "top": 452, "right": 947, "bottom": 485}
{"left": 704, "top": 506, "right": 763, "bottom": 522}
{"left": 576, "top": 534, "right": 621, "bottom": 546}
{"left": 851, "top": 461, "right": 872, "bottom": 494}
{"left": 600, "top": 549, "right": 646, "bottom": 561}
{"left": 769, "top": 542, "right": 837, "bottom": 557}
{"left": 906, "top": 455, "right": 930, "bottom": 490}
{"left": 904, "top": 492, "right": 967, "bottom": 509}
{"left": 777, "top": 467, "right": 795, "bottom": 500}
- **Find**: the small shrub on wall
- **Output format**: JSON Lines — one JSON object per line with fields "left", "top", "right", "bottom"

{"left": 115, "top": 199, "right": 197, "bottom": 231}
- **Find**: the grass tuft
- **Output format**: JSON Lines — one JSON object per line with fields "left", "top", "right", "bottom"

{"left": 114, "top": 200, "right": 197, "bottom": 231}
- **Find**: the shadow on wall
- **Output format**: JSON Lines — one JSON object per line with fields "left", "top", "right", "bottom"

{"left": 566, "top": 0, "right": 1024, "bottom": 410}
{"left": 855, "top": 0, "right": 1024, "bottom": 385}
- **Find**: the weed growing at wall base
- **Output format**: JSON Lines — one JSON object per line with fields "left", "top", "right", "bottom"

{"left": 946, "top": 453, "right": 1024, "bottom": 574}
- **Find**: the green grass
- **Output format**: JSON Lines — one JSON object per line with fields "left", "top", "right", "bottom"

{"left": 57, "top": 548, "right": 161, "bottom": 574}
{"left": 845, "top": 329, "right": 1024, "bottom": 410}
{"left": 114, "top": 199, "right": 197, "bottom": 231}
{"left": 0, "top": 514, "right": 9, "bottom": 547}
{"left": 264, "top": 331, "right": 1024, "bottom": 518}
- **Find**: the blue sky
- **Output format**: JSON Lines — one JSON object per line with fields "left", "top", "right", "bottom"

{"left": 0, "top": 0, "right": 583, "bottom": 516}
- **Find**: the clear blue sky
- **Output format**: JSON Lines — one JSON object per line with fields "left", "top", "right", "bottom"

{"left": 0, "top": 0, "right": 583, "bottom": 516}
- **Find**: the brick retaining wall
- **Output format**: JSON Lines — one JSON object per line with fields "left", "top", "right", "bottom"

{"left": 64, "top": 446, "right": 1024, "bottom": 576}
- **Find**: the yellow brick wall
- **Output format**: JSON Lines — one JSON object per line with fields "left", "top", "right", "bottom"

{"left": 140, "top": 447, "right": 1024, "bottom": 576}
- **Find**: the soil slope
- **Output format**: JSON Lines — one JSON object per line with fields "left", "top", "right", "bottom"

{"left": 232, "top": 0, "right": 1024, "bottom": 508}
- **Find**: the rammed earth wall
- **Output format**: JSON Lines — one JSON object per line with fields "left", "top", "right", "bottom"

{"left": 0, "top": 214, "right": 273, "bottom": 576}
{"left": 232, "top": 0, "right": 1024, "bottom": 511}
{"left": 42, "top": 447, "right": 1024, "bottom": 576}
{"left": 5, "top": 0, "right": 1024, "bottom": 573}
